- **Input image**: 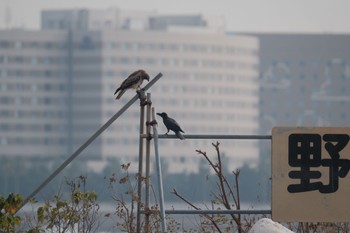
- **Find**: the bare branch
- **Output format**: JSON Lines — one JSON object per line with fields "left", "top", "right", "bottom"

{"left": 196, "top": 149, "right": 220, "bottom": 174}
{"left": 172, "top": 188, "right": 223, "bottom": 233}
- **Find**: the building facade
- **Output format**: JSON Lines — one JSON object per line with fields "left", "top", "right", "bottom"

{"left": 0, "top": 30, "right": 71, "bottom": 158}
{"left": 236, "top": 33, "right": 350, "bottom": 167}
{"left": 246, "top": 34, "right": 350, "bottom": 132}
{"left": 98, "top": 30, "right": 259, "bottom": 172}
{"left": 0, "top": 10, "right": 260, "bottom": 173}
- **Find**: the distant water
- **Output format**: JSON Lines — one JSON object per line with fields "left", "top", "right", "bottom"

{"left": 20, "top": 202, "right": 270, "bottom": 232}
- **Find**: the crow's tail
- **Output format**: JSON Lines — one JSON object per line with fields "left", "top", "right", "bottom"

{"left": 176, "top": 131, "right": 185, "bottom": 140}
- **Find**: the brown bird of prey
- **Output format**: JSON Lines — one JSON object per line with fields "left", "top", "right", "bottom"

{"left": 114, "top": 70, "right": 150, "bottom": 99}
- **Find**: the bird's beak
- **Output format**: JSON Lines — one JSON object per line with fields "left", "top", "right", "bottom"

{"left": 146, "top": 76, "right": 150, "bottom": 82}
{"left": 156, "top": 113, "right": 161, "bottom": 116}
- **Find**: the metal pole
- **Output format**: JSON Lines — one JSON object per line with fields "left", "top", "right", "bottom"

{"left": 144, "top": 93, "right": 152, "bottom": 233}
{"left": 151, "top": 107, "right": 167, "bottom": 233}
{"left": 141, "top": 209, "right": 271, "bottom": 215}
{"left": 136, "top": 90, "right": 146, "bottom": 233}
{"left": 141, "top": 134, "right": 272, "bottom": 140}
{"left": 164, "top": 209, "right": 271, "bottom": 215}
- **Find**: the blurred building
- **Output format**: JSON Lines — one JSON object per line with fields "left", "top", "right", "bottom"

{"left": 41, "top": 8, "right": 225, "bottom": 33}
{"left": 0, "top": 30, "right": 71, "bottom": 158}
{"left": 41, "top": 7, "right": 153, "bottom": 31}
{"left": 236, "top": 33, "right": 350, "bottom": 164}
{"left": 0, "top": 9, "right": 259, "bottom": 173}
{"left": 244, "top": 33, "right": 350, "bottom": 132}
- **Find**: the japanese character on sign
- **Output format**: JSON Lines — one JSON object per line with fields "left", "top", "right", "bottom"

{"left": 288, "top": 133, "right": 350, "bottom": 193}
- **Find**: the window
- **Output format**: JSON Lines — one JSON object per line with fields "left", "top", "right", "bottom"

{"left": 15, "top": 56, "right": 24, "bottom": 63}
{"left": 45, "top": 70, "right": 51, "bottom": 77}
{"left": 44, "top": 57, "right": 51, "bottom": 65}
{"left": 0, "top": 56, "right": 8, "bottom": 64}
{"left": 106, "top": 70, "right": 114, "bottom": 76}
{"left": 80, "top": 36, "right": 94, "bottom": 50}
{"left": 106, "top": 57, "right": 115, "bottom": 64}
{"left": 120, "top": 57, "right": 129, "bottom": 64}
{"left": 15, "top": 70, "right": 23, "bottom": 77}
{"left": 31, "top": 57, "right": 38, "bottom": 65}
{"left": 32, "top": 97, "right": 38, "bottom": 105}
{"left": 121, "top": 42, "right": 130, "bottom": 50}
{"left": 44, "top": 97, "right": 51, "bottom": 104}
{"left": 58, "top": 20, "right": 65, "bottom": 29}
{"left": 0, "top": 41, "right": 10, "bottom": 49}
{"left": 15, "top": 96, "right": 21, "bottom": 105}
{"left": 15, "top": 41, "right": 22, "bottom": 49}
{"left": 1, "top": 84, "right": 7, "bottom": 91}
{"left": 44, "top": 124, "right": 52, "bottom": 131}
{"left": 59, "top": 84, "right": 67, "bottom": 91}
{"left": 106, "top": 42, "right": 116, "bottom": 49}
{"left": 29, "top": 42, "right": 39, "bottom": 49}
{"left": 1, "top": 137, "right": 7, "bottom": 145}
{"left": 31, "top": 84, "right": 38, "bottom": 91}
{"left": 340, "top": 86, "right": 347, "bottom": 94}
{"left": 132, "top": 42, "right": 139, "bottom": 50}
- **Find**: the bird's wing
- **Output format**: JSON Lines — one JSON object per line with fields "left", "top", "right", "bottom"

{"left": 120, "top": 71, "right": 143, "bottom": 89}
{"left": 165, "top": 118, "right": 184, "bottom": 133}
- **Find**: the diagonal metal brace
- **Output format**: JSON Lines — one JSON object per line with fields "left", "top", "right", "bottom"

{"left": 17, "top": 72, "right": 163, "bottom": 212}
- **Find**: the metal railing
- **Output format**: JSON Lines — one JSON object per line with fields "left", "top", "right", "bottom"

{"left": 138, "top": 91, "right": 272, "bottom": 233}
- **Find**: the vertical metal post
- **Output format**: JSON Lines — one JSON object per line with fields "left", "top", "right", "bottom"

{"left": 151, "top": 107, "right": 166, "bottom": 233}
{"left": 144, "top": 93, "right": 152, "bottom": 232}
{"left": 136, "top": 91, "right": 146, "bottom": 233}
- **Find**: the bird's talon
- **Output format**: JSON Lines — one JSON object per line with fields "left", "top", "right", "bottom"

{"left": 136, "top": 89, "right": 143, "bottom": 99}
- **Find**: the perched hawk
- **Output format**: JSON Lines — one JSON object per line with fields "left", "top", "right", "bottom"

{"left": 114, "top": 70, "right": 150, "bottom": 99}
{"left": 157, "top": 112, "right": 185, "bottom": 140}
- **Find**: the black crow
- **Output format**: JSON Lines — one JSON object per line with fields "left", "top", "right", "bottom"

{"left": 157, "top": 112, "right": 185, "bottom": 140}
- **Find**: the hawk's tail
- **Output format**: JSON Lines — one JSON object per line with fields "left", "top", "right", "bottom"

{"left": 114, "top": 87, "right": 120, "bottom": 95}
{"left": 115, "top": 89, "right": 126, "bottom": 99}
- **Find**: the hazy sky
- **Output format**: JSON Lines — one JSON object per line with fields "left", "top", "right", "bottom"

{"left": 1, "top": 0, "right": 350, "bottom": 33}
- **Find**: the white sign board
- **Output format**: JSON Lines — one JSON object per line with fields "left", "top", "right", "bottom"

{"left": 272, "top": 127, "right": 350, "bottom": 222}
